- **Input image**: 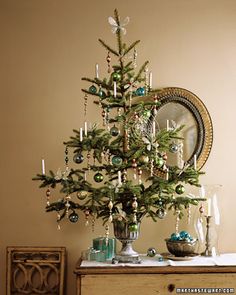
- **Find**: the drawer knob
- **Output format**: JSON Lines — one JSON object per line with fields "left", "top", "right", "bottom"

{"left": 168, "top": 283, "right": 175, "bottom": 292}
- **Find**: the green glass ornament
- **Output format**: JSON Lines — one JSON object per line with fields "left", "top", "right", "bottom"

{"left": 111, "top": 156, "right": 123, "bottom": 166}
{"left": 155, "top": 157, "right": 164, "bottom": 168}
{"left": 142, "top": 109, "right": 151, "bottom": 118}
{"left": 69, "top": 212, "right": 79, "bottom": 223}
{"left": 129, "top": 223, "right": 138, "bottom": 232}
{"left": 94, "top": 172, "right": 104, "bottom": 183}
{"left": 110, "top": 125, "right": 119, "bottom": 136}
{"left": 147, "top": 247, "right": 157, "bottom": 257}
{"left": 89, "top": 85, "right": 97, "bottom": 94}
{"left": 112, "top": 72, "right": 121, "bottom": 81}
{"left": 175, "top": 184, "right": 185, "bottom": 194}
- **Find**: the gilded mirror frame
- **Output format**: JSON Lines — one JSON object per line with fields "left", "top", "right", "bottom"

{"left": 153, "top": 87, "right": 213, "bottom": 169}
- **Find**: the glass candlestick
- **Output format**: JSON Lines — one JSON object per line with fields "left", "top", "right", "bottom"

{"left": 194, "top": 184, "right": 221, "bottom": 256}
{"left": 202, "top": 215, "right": 214, "bottom": 256}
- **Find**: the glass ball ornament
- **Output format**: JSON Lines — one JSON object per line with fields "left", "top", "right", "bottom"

{"left": 169, "top": 143, "right": 179, "bottom": 153}
{"left": 175, "top": 184, "right": 185, "bottom": 194}
{"left": 73, "top": 153, "right": 84, "bottom": 164}
{"left": 179, "top": 230, "right": 191, "bottom": 241}
{"left": 112, "top": 72, "right": 121, "bottom": 81}
{"left": 69, "top": 212, "right": 79, "bottom": 223}
{"left": 99, "top": 89, "right": 106, "bottom": 98}
{"left": 158, "top": 256, "right": 164, "bottom": 262}
{"left": 147, "top": 247, "right": 157, "bottom": 257}
{"left": 136, "top": 87, "right": 145, "bottom": 96}
{"left": 170, "top": 232, "right": 181, "bottom": 241}
{"left": 110, "top": 125, "right": 120, "bottom": 136}
{"left": 142, "top": 109, "right": 151, "bottom": 118}
{"left": 129, "top": 223, "right": 138, "bottom": 232}
{"left": 156, "top": 208, "right": 167, "bottom": 219}
{"left": 155, "top": 157, "right": 164, "bottom": 168}
{"left": 89, "top": 85, "right": 97, "bottom": 94}
{"left": 94, "top": 172, "right": 104, "bottom": 183}
{"left": 111, "top": 155, "right": 123, "bottom": 166}
{"left": 139, "top": 155, "right": 149, "bottom": 164}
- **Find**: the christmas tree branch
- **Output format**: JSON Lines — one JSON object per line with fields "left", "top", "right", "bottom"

{"left": 124, "top": 40, "right": 140, "bottom": 55}
{"left": 98, "top": 39, "right": 119, "bottom": 57}
{"left": 134, "top": 60, "right": 149, "bottom": 82}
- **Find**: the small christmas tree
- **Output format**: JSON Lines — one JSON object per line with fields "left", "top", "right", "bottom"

{"left": 33, "top": 9, "right": 203, "bottom": 234}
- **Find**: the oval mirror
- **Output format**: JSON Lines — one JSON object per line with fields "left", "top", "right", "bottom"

{"left": 154, "top": 87, "right": 213, "bottom": 169}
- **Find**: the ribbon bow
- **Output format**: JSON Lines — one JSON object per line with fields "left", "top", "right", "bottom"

{"left": 108, "top": 16, "right": 130, "bottom": 35}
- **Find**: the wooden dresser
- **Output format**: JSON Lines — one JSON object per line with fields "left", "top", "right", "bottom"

{"left": 74, "top": 260, "right": 236, "bottom": 295}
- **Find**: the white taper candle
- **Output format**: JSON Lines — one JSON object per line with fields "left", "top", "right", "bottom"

{"left": 42, "top": 159, "right": 45, "bottom": 175}
{"left": 84, "top": 121, "right": 88, "bottom": 136}
{"left": 194, "top": 154, "right": 197, "bottom": 170}
{"left": 152, "top": 121, "right": 156, "bottom": 138}
{"left": 95, "top": 63, "right": 99, "bottom": 79}
{"left": 149, "top": 72, "right": 153, "bottom": 89}
{"left": 166, "top": 119, "right": 169, "bottom": 131}
{"left": 118, "top": 170, "right": 122, "bottom": 185}
{"left": 80, "top": 127, "right": 83, "bottom": 142}
{"left": 114, "top": 81, "right": 117, "bottom": 98}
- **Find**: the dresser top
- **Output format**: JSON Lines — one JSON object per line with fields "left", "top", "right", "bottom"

{"left": 75, "top": 253, "right": 236, "bottom": 275}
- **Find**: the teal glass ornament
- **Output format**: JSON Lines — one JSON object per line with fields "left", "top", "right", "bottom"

{"left": 179, "top": 230, "right": 190, "bottom": 240}
{"left": 73, "top": 153, "right": 84, "bottom": 164}
{"left": 136, "top": 87, "right": 145, "bottom": 96}
{"left": 89, "top": 85, "right": 97, "bottom": 94}
{"left": 175, "top": 184, "right": 185, "bottom": 194}
{"left": 111, "top": 156, "right": 123, "bottom": 166}
{"left": 99, "top": 89, "right": 106, "bottom": 98}
{"left": 94, "top": 172, "right": 103, "bottom": 183}
{"left": 170, "top": 232, "right": 180, "bottom": 241}
{"left": 110, "top": 125, "right": 119, "bottom": 136}
{"left": 69, "top": 212, "right": 79, "bottom": 223}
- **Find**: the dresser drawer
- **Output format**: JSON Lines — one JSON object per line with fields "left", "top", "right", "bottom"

{"left": 80, "top": 273, "right": 236, "bottom": 295}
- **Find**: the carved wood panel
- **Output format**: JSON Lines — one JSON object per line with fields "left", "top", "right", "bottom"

{"left": 6, "top": 246, "right": 66, "bottom": 295}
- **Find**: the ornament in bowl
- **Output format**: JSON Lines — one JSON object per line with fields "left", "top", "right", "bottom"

{"left": 165, "top": 231, "right": 197, "bottom": 257}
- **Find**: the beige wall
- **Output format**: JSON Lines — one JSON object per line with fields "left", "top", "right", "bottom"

{"left": 1, "top": 0, "right": 236, "bottom": 293}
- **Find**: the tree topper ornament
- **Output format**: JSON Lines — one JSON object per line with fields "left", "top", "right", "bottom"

{"left": 108, "top": 16, "right": 130, "bottom": 35}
